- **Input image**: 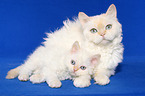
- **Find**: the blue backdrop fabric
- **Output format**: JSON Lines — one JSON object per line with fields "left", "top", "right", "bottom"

{"left": 0, "top": 0, "right": 145, "bottom": 95}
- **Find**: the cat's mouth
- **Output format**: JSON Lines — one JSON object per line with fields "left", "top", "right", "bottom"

{"left": 93, "top": 39, "right": 112, "bottom": 45}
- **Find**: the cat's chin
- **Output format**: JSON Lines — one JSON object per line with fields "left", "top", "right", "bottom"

{"left": 93, "top": 39, "right": 112, "bottom": 45}
{"left": 100, "top": 40, "right": 112, "bottom": 45}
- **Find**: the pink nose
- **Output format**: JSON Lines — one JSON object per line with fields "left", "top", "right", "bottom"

{"left": 100, "top": 33, "right": 105, "bottom": 36}
{"left": 74, "top": 69, "right": 78, "bottom": 72}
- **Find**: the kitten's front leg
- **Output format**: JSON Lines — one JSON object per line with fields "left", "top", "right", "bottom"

{"left": 73, "top": 75, "right": 91, "bottom": 88}
{"left": 18, "top": 65, "right": 31, "bottom": 81}
{"left": 46, "top": 76, "right": 62, "bottom": 88}
{"left": 94, "top": 68, "right": 114, "bottom": 85}
{"left": 43, "top": 68, "right": 62, "bottom": 88}
{"left": 30, "top": 69, "right": 45, "bottom": 83}
{"left": 18, "top": 64, "right": 35, "bottom": 81}
{"left": 30, "top": 74, "right": 45, "bottom": 84}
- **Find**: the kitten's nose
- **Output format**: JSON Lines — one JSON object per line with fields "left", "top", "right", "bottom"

{"left": 74, "top": 68, "right": 79, "bottom": 72}
{"left": 74, "top": 66, "right": 79, "bottom": 72}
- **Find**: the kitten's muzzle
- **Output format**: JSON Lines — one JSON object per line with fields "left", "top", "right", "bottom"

{"left": 73, "top": 66, "right": 79, "bottom": 72}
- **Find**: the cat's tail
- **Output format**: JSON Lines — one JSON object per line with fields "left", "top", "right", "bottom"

{"left": 6, "top": 65, "right": 22, "bottom": 79}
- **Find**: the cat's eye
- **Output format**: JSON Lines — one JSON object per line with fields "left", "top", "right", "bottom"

{"left": 80, "top": 66, "right": 86, "bottom": 70}
{"left": 71, "top": 60, "right": 76, "bottom": 65}
{"left": 105, "top": 24, "right": 112, "bottom": 30}
{"left": 90, "top": 28, "right": 98, "bottom": 33}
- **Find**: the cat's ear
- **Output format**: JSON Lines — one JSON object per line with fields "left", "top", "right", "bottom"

{"left": 71, "top": 41, "right": 80, "bottom": 53}
{"left": 90, "top": 54, "right": 101, "bottom": 66}
{"left": 106, "top": 4, "right": 117, "bottom": 18}
{"left": 78, "top": 12, "right": 90, "bottom": 25}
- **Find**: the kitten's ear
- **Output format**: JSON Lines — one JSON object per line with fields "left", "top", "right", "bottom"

{"left": 78, "top": 12, "right": 90, "bottom": 25}
{"left": 106, "top": 4, "right": 117, "bottom": 18}
{"left": 71, "top": 41, "right": 80, "bottom": 53}
{"left": 90, "top": 54, "right": 101, "bottom": 66}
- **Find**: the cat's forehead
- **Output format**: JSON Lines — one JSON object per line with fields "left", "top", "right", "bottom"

{"left": 90, "top": 15, "right": 112, "bottom": 26}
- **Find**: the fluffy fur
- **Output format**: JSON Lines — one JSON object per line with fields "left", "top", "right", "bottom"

{"left": 6, "top": 4, "right": 123, "bottom": 87}
{"left": 78, "top": 4, "right": 124, "bottom": 85}
{"left": 6, "top": 30, "right": 100, "bottom": 88}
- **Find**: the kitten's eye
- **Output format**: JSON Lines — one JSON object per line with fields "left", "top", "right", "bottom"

{"left": 80, "top": 66, "right": 86, "bottom": 70}
{"left": 106, "top": 24, "right": 112, "bottom": 30}
{"left": 90, "top": 28, "right": 98, "bottom": 33}
{"left": 71, "top": 60, "right": 76, "bottom": 65}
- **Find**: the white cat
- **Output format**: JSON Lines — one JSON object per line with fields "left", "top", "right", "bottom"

{"left": 78, "top": 4, "right": 124, "bottom": 85}
{"left": 6, "top": 4, "right": 123, "bottom": 87}
{"left": 6, "top": 41, "right": 100, "bottom": 88}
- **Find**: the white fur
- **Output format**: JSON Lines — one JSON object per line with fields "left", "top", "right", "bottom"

{"left": 6, "top": 22, "right": 100, "bottom": 87}
{"left": 79, "top": 4, "right": 124, "bottom": 85}
{"left": 6, "top": 4, "right": 123, "bottom": 87}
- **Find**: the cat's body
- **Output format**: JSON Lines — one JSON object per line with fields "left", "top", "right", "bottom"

{"left": 78, "top": 4, "right": 124, "bottom": 85}
{"left": 6, "top": 20, "right": 100, "bottom": 88}
{"left": 6, "top": 4, "right": 123, "bottom": 87}
{"left": 83, "top": 36, "right": 123, "bottom": 85}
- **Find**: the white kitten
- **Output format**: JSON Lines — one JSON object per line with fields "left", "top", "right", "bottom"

{"left": 78, "top": 4, "right": 124, "bottom": 85}
{"left": 6, "top": 41, "right": 100, "bottom": 88}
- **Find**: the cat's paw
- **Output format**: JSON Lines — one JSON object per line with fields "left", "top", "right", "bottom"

{"left": 73, "top": 78, "right": 91, "bottom": 88}
{"left": 18, "top": 74, "right": 29, "bottom": 81}
{"left": 30, "top": 74, "right": 45, "bottom": 84}
{"left": 48, "top": 80, "right": 62, "bottom": 88}
{"left": 94, "top": 75, "right": 110, "bottom": 85}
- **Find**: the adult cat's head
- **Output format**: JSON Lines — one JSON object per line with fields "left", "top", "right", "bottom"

{"left": 66, "top": 41, "right": 100, "bottom": 77}
{"left": 79, "top": 4, "right": 122, "bottom": 45}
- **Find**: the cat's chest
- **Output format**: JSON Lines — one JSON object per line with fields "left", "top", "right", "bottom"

{"left": 85, "top": 42, "right": 123, "bottom": 68}
{"left": 85, "top": 43, "right": 114, "bottom": 55}
{"left": 85, "top": 42, "right": 123, "bottom": 60}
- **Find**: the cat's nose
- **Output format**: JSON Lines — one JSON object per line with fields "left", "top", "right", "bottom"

{"left": 100, "top": 33, "right": 105, "bottom": 37}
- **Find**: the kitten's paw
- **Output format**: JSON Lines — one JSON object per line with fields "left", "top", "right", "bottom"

{"left": 73, "top": 78, "right": 91, "bottom": 88}
{"left": 30, "top": 74, "right": 44, "bottom": 83}
{"left": 18, "top": 74, "right": 29, "bottom": 81}
{"left": 94, "top": 75, "right": 110, "bottom": 85}
{"left": 48, "top": 80, "right": 62, "bottom": 88}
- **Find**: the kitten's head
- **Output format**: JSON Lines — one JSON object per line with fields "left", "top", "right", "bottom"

{"left": 79, "top": 4, "right": 122, "bottom": 45}
{"left": 66, "top": 41, "right": 100, "bottom": 77}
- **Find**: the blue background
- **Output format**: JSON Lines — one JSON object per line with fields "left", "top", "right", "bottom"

{"left": 0, "top": 0, "right": 145, "bottom": 95}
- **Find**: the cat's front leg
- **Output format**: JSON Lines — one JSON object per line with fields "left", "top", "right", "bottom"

{"left": 94, "top": 68, "right": 114, "bottom": 85}
{"left": 73, "top": 75, "right": 91, "bottom": 88}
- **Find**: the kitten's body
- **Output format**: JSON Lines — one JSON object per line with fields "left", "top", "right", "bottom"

{"left": 6, "top": 20, "right": 100, "bottom": 88}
